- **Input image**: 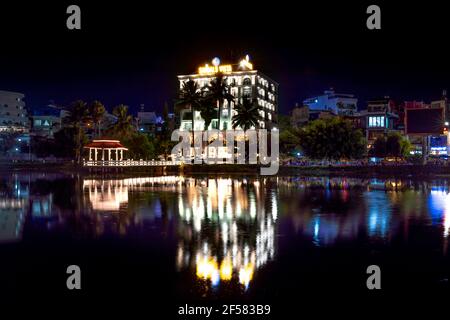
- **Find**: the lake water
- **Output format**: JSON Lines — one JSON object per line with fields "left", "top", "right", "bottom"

{"left": 1, "top": 173, "right": 449, "bottom": 313}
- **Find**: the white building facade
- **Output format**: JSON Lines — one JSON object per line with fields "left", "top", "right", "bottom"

{"left": 303, "top": 89, "right": 358, "bottom": 116}
{"left": 177, "top": 56, "right": 278, "bottom": 132}
{"left": 0, "top": 90, "right": 28, "bottom": 132}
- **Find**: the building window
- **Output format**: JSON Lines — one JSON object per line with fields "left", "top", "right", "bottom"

{"left": 243, "top": 78, "right": 251, "bottom": 86}
{"left": 368, "top": 116, "right": 386, "bottom": 128}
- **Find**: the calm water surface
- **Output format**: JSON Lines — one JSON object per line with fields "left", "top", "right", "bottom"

{"left": 1, "top": 173, "right": 450, "bottom": 307}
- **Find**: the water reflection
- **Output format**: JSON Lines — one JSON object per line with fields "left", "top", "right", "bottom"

{"left": 429, "top": 189, "right": 450, "bottom": 237}
{"left": 0, "top": 173, "right": 57, "bottom": 242}
{"left": 176, "top": 178, "right": 277, "bottom": 289}
{"left": 1, "top": 174, "right": 450, "bottom": 294}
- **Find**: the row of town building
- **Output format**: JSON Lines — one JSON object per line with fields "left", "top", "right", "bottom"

{"left": 291, "top": 88, "right": 450, "bottom": 156}
{"left": 0, "top": 90, "right": 175, "bottom": 157}
{"left": 0, "top": 90, "right": 174, "bottom": 138}
{"left": 2, "top": 53, "right": 449, "bottom": 158}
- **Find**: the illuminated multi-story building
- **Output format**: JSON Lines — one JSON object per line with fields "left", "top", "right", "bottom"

{"left": 0, "top": 90, "right": 28, "bottom": 132}
{"left": 361, "top": 97, "right": 399, "bottom": 149}
{"left": 177, "top": 55, "right": 278, "bottom": 131}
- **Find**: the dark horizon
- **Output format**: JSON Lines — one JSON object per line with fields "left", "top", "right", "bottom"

{"left": 1, "top": 1, "right": 450, "bottom": 115}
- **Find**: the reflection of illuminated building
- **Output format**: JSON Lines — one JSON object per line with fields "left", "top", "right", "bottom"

{"left": 84, "top": 179, "right": 129, "bottom": 212}
{"left": 176, "top": 178, "right": 277, "bottom": 289}
{"left": 0, "top": 205, "right": 25, "bottom": 242}
{"left": 365, "top": 191, "right": 391, "bottom": 238}
{"left": 31, "top": 195, "right": 55, "bottom": 218}
{"left": 83, "top": 176, "right": 186, "bottom": 212}
{"left": 0, "top": 175, "right": 29, "bottom": 242}
{"left": 82, "top": 176, "right": 186, "bottom": 235}
{"left": 430, "top": 189, "right": 450, "bottom": 238}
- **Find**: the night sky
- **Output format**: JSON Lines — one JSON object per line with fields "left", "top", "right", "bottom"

{"left": 1, "top": 1, "right": 450, "bottom": 115}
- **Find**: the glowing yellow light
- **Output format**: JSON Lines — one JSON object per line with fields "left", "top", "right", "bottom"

{"left": 198, "top": 64, "right": 233, "bottom": 75}
{"left": 196, "top": 256, "right": 219, "bottom": 280}
{"left": 219, "top": 259, "right": 233, "bottom": 281}
{"left": 239, "top": 55, "right": 253, "bottom": 70}
{"left": 238, "top": 263, "right": 254, "bottom": 287}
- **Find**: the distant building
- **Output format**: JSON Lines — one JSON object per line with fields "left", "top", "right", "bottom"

{"left": 361, "top": 97, "right": 399, "bottom": 148}
{"left": 31, "top": 105, "right": 63, "bottom": 138}
{"left": 308, "top": 109, "right": 335, "bottom": 121}
{"left": 404, "top": 95, "right": 449, "bottom": 156}
{"left": 0, "top": 90, "right": 28, "bottom": 132}
{"left": 290, "top": 103, "right": 337, "bottom": 128}
{"left": 303, "top": 88, "right": 357, "bottom": 116}
{"left": 290, "top": 104, "right": 309, "bottom": 128}
{"left": 136, "top": 105, "right": 162, "bottom": 136}
{"left": 31, "top": 115, "right": 61, "bottom": 138}
{"left": 137, "top": 111, "right": 157, "bottom": 131}
{"left": 165, "top": 113, "right": 176, "bottom": 133}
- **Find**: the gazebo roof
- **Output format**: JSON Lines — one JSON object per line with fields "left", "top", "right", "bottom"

{"left": 84, "top": 139, "right": 128, "bottom": 150}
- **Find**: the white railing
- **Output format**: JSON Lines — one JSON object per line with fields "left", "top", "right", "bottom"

{"left": 83, "top": 159, "right": 182, "bottom": 167}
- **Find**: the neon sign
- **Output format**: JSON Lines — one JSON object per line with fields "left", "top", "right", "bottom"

{"left": 198, "top": 64, "right": 232, "bottom": 75}
{"left": 239, "top": 55, "right": 253, "bottom": 70}
{"left": 197, "top": 56, "right": 253, "bottom": 75}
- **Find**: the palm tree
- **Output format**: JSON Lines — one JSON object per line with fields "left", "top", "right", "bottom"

{"left": 205, "top": 73, "right": 234, "bottom": 131}
{"left": 199, "top": 96, "right": 216, "bottom": 131}
{"left": 89, "top": 100, "right": 106, "bottom": 138}
{"left": 232, "top": 98, "right": 262, "bottom": 162}
{"left": 176, "top": 79, "right": 202, "bottom": 142}
{"left": 232, "top": 98, "right": 261, "bottom": 131}
{"left": 111, "top": 104, "right": 134, "bottom": 139}
{"left": 64, "top": 100, "right": 89, "bottom": 163}
{"left": 64, "top": 100, "right": 89, "bottom": 127}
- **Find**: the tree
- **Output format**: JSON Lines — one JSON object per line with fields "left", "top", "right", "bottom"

{"left": 154, "top": 136, "right": 177, "bottom": 160}
{"left": 279, "top": 128, "right": 301, "bottom": 156}
{"left": 399, "top": 136, "right": 412, "bottom": 157}
{"left": 371, "top": 136, "right": 387, "bottom": 158}
{"left": 277, "top": 115, "right": 301, "bottom": 157}
{"left": 205, "top": 73, "right": 234, "bottom": 130}
{"left": 53, "top": 126, "right": 87, "bottom": 158}
{"left": 199, "top": 96, "right": 216, "bottom": 130}
{"left": 277, "top": 114, "right": 293, "bottom": 131}
{"left": 298, "top": 117, "right": 366, "bottom": 160}
{"left": 109, "top": 104, "right": 134, "bottom": 138}
{"left": 63, "top": 100, "right": 89, "bottom": 163}
{"left": 123, "top": 133, "right": 155, "bottom": 160}
{"left": 176, "top": 80, "right": 203, "bottom": 144}
{"left": 231, "top": 98, "right": 261, "bottom": 131}
{"left": 387, "top": 132, "right": 411, "bottom": 158}
{"left": 89, "top": 100, "right": 106, "bottom": 137}
{"left": 370, "top": 132, "right": 411, "bottom": 159}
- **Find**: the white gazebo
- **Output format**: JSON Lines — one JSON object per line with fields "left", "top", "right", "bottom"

{"left": 84, "top": 139, "right": 128, "bottom": 162}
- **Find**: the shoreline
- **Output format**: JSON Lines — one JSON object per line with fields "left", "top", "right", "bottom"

{"left": 1, "top": 162, "right": 450, "bottom": 179}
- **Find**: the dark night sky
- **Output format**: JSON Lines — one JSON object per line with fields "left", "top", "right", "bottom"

{"left": 1, "top": 1, "right": 450, "bottom": 115}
